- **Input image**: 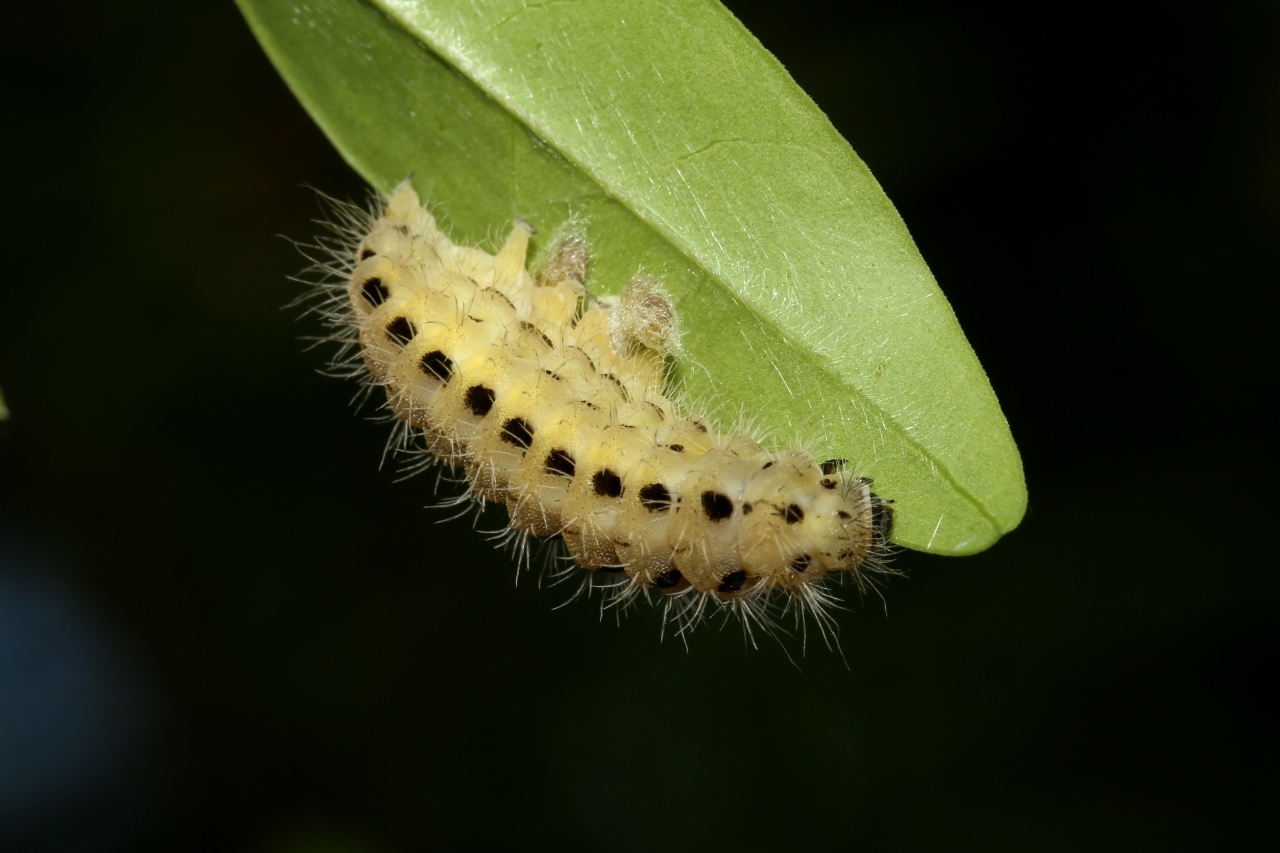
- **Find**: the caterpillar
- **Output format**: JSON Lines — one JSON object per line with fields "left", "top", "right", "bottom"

{"left": 306, "top": 181, "right": 895, "bottom": 642}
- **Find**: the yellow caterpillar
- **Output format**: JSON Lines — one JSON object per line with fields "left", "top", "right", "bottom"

{"left": 309, "top": 181, "right": 894, "bottom": 641}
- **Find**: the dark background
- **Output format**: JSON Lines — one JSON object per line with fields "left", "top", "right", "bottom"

{"left": 1, "top": 1, "right": 1276, "bottom": 850}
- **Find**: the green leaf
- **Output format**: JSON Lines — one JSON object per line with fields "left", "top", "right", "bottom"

{"left": 237, "top": 0, "right": 1025, "bottom": 554}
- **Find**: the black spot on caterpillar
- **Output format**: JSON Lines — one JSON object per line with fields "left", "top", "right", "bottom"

{"left": 464, "top": 385, "right": 495, "bottom": 418}
{"left": 501, "top": 417, "right": 535, "bottom": 450}
{"left": 360, "top": 276, "right": 388, "bottom": 307}
{"left": 303, "top": 181, "right": 896, "bottom": 646}
{"left": 419, "top": 350, "right": 454, "bottom": 383}
{"left": 592, "top": 469, "right": 624, "bottom": 499}
{"left": 701, "top": 490, "right": 734, "bottom": 522}
{"left": 638, "top": 482, "right": 672, "bottom": 511}
{"left": 384, "top": 316, "right": 416, "bottom": 346}
{"left": 544, "top": 449, "right": 576, "bottom": 478}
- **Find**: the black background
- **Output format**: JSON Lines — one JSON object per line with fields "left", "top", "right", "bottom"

{"left": 1, "top": 1, "right": 1276, "bottom": 850}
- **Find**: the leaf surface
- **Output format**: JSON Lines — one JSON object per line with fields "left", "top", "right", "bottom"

{"left": 237, "top": 0, "right": 1026, "bottom": 553}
